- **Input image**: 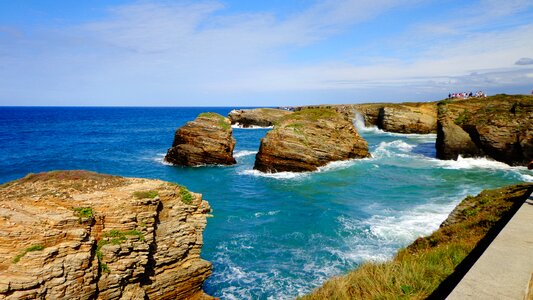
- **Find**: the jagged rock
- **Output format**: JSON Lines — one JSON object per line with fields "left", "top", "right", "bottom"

{"left": 254, "top": 109, "right": 370, "bottom": 172}
{"left": 378, "top": 104, "right": 437, "bottom": 134}
{"left": 0, "top": 170, "right": 213, "bottom": 300}
{"left": 165, "top": 112, "right": 236, "bottom": 166}
{"left": 436, "top": 94, "right": 533, "bottom": 166}
{"left": 228, "top": 108, "right": 292, "bottom": 128}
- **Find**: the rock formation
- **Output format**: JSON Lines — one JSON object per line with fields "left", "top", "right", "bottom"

{"left": 0, "top": 170, "right": 213, "bottom": 300}
{"left": 254, "top": 108, "right": 371, "bottom": 172}
{"left": 295, "top": 102, "right": 438, "bottom": 134}
{"left": 228, "top": 108, "right": 292, "bottom": 128}
{"left": 165, "top": 112, "right": 236, "bottom": 166}
{"left": 436, "top": 94, "right": 533, "bottom": 166}
{"left": 377, "top": 103, "right": 437, "bottom": 134}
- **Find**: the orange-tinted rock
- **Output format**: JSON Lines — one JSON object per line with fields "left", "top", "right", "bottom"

{"left": 165, "top": 112, "right": 236, "bottom": 166}
{"left": 0, "top": 170, "right": 213, "bottom": 299}
{"left": 254, "top": 109, "right": 370, "bottom": 173}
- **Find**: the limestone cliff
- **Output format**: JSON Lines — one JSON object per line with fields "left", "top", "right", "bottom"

{"left": 0, "top": 170, "right": 213, "bottom": 300}
{"left": 254, "top": 109, "right": 370, "bottom": 172}
{"left": 436, "top": 94, "right": 533, "bottom": 166}
{"left": 228, "top": 108, "right": 292, "bottom": 128}
{"left": 165, "top": 112, "right": 236, "bottom": 166}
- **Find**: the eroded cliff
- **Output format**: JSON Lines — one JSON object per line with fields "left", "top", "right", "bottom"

{"left": 0, "top": 170, "right": 213, "bottom": 300}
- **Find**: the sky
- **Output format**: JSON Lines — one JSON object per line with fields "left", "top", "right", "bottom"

{"left": 1, "top": 0, "right": 532, "bottom": 106}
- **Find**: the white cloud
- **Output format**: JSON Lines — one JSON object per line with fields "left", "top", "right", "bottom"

{"left": 0, "top": 0, "right": 532, "bottom": 105}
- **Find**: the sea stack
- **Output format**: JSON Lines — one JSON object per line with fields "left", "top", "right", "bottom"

{"left": 0, "top": 170, "right": 213, "bottom": 299}
{"left": 436, "top": 94, "right": 533, "bottom": 166}
{"left": 165, "top": 112, "right": 237, "bottom": 166}
{"left": 254, "top": 108, "right": 371, "bottom": 173}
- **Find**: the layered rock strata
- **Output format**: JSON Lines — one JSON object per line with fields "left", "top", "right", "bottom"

{"left": 165, "top": 112, "right": 236, "bottom": 166}
{"left": 436, "top": 94, "right": 533, "bottom": 166}
{"left": 254, "top": 108, "right": 370, "bottom": 172}
{"left": 228, "top": 108, "right": 292, "bottom": 128}
{"left": 0, "top": 170, "right": 213, "bottom": 300}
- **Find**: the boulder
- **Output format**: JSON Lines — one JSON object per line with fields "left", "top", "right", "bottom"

{"left": 228, "top": 108, "right": 292, "bottom": 128}
{"left": 436, "top": 94, "right": 533, "bottom": 166}
{"left": 0, "top": 170, "right": 213, "bottom": 299}
{"left": 165, "top": 112, "right": 236, "bottom": 166}
{"left": 254, "top": 108, "right": 370, "bottom": 172}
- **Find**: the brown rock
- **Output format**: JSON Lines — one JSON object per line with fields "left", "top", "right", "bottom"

{"left": 165, "top": 112, "right": 236, "bottom": 166}
{"left": 436, "top": 94, "right": 533, "bottom": 165}
{"left": 378, "top": 104, "right": 437, "bottom": 134}
{"left": 228, "top": 108, "right": 292, "bottom": 128}
{"left": 295, "top": 102, "right": 438, "bottom": 133}
{"left": 0, "top": 170, "right": 213, "bottom": 300}
{"left": 436, "top": 117, "right": 482, "bottom": 160}
{"left": 254, "top": 109, "right": 370, "bottom": 172}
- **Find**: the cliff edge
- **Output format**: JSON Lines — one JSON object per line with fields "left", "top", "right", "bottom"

{"left": 0, "top": 170, "right": 213, "bottom": 300}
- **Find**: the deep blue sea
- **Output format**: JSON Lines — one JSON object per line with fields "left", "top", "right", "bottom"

{"left": 1, "top": 107, "right": 531, "bottom": 299}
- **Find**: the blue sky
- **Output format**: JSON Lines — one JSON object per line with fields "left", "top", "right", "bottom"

{"left": 1, "top": 0, "right": 532, "bottom": 106}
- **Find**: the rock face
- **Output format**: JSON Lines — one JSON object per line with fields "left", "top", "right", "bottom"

{"left": 165, "top": 112, "right": 236, "bottom": 166}
{"left": 436, "top": 94, "right": 533, "bottom": 166}
{"left": 254, "top": 109, "right": 370, "bottom": 172}
{"left": 0, "top": 170, "right": 213, "bottom": 300}
{"left": 295, "top": 102, "right": 438, "bottom": 134}
{"left": 228, "top": 108, "right": 292, "bottom": 128}
{"left": 377, "top": 103, "right": 437, "bottom": 134}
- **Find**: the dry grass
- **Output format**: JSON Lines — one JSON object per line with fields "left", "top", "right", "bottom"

{"left": 302, "top": 183, "right": 533, "bottom": 300}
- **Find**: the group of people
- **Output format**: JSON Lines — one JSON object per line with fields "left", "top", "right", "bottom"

{"left": 448, "top": 91, "right": 487, "bottom": 99}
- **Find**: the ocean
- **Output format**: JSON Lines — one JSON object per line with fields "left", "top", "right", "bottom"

{"left": 1, "top": 106, "right": 531, "bottom": 299}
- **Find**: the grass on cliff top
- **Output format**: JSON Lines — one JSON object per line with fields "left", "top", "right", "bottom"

{"left": 17, "top": 170, "right": 119, "bottom": 183}
{"left": 133, "top": 190, "right": 159, "bottom": 199}
{"left": 301, "top": 183, "right": 533, "bottom": 300}
{"left": 168, "top": 182, "right": 194, "bottom": 204}
{"left": 96, "top": 229, "right": 146, "bottom": 273}
{"left": 277, "top": 108, "right": 338, "bottom": 125}
{"left": 198, "top": 112, "right": 231, "bottom": 130}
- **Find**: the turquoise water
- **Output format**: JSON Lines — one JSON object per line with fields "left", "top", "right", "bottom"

{"left": 0, "top": 107, "right": 531, "bottom": 299}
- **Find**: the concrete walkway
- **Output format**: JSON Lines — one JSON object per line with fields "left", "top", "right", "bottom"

{"left": 447, "top": 195, "right": 533, "bottom": 299}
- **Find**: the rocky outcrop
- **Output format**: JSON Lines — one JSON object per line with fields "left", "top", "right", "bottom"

{"left": 436, "top": 94, "right": 533, "bottom": 166}
{"left": 254, "top": 109, "right": 370, "bottom": 172}
{"left": 295, "top": 102, "right": 438, "bottom": 133}
{"left": 228, "top": 108, "right": 292, "bottom": 128}
{"left": 165, "top": 112, "right": 236, "bottom": 166}
{"left": 377, "top": 103, "right": 437, "bottom": 134}
{"left": 436, "top": 117, "right": 482, "bottom": 160}
{"left": 0, "top": 170, "right": 213, "bottom": 300}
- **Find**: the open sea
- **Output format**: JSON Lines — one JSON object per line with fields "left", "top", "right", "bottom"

{"left": 1, "top": 106, "right": 531, "bottom": 299}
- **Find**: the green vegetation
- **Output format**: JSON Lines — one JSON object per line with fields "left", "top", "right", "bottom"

{"left": 454, "top": 110, "right": 469, "bottom": 125}
{"left": 278, "top": 108, "right": 337, "bottom": 124}
{"left": 301, "top": 183, "right": 533, "bottom": 300}
{"left": 96, "top": 229, "right": 146, "bottom": 273}
{"left": 179, "top": 186, "right": 194, "bottom": 204}
{"left": 13, "top": 245, "right": 45, "bottom": 263}
{"left": 133, "top": 190, "right": 159, "bottom": 199}
{"left": 168, "top": 182, "right": 194, "bottom": 204}
{"left": 73, "top": 207, "right": 94, "bottom": 219}
{"left": 199, "top": 112, "right": 231, "bottom": 130}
